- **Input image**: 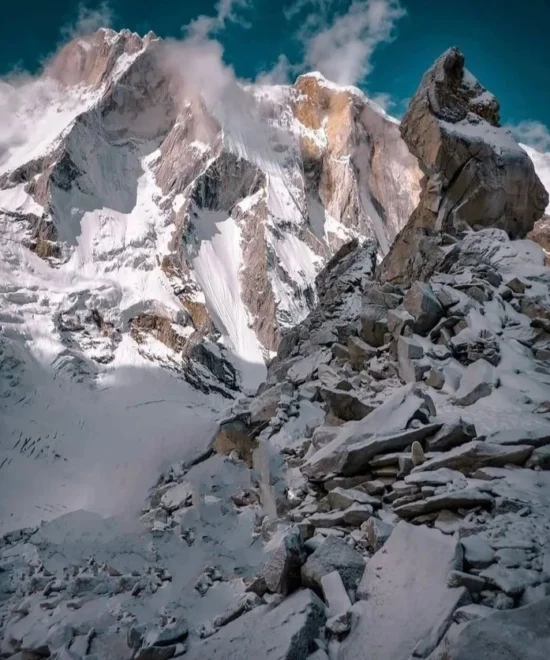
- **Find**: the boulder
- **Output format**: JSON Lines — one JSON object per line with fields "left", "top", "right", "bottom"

{"left": 185, "top": 589, "right": 326, "bottom": 660}
{"left": 247, "top": 528, "right": 306, "bottom": 597}
{"left": 321, "top": 570, "right": 352, "bottom": 616}
{"left": 454, "top": 359, "right": 497, "bottom": 406}
{"left": 394, "top": 488, "right": 494, "bottom": 519}
{"left": 213, "top": 420, "right": 257, "bottom": 466}
{"left": 326, "top": 487, "right": 380, "bottom": 510}
{"left": 446, "top": 570, "right": 486, "bottom": 593}
{"left": 487, "top": 427, "right": 550, "bottom": 449}
{"left": 319, "top": 387, "right": 374, "bottom": 422}
{"left": 360, "top": 306, "right": 388, "bottom": 347}
{"left": 397, "top": 336, "right": 428, "bottom": 383}
{"left": 461, "top": 535, "right": 495, "bottom": 569}
{"left": 380, "top": 47, "right": 548, "bottom": 284}
{"left": 438, "top": 596, "right": 550, "bottom": 660}
{"left": 340, "top": 425, "right": 441, "bottom": 477}
{"left": 526, "top": 445, "right": 550, "bottom": 470}
{"left": 428, "top": 419, "right": 477, "bottom": 451}
{"left": 301, "top": 536, "right": 365, "bottom": 592}
{"left": 302, "top": 385, "right": 438, "bottom": 480}
{"left": 479, "top": 565, "right": 542, "bottom": 596}
{"left": 362, "top": 516, "right": 393, "bottom": 551}
{"left": 249, "top": 384, "right": 284, "bottom": 424}
{"left": 403, "top": 283, "right": 444, "bottom": 335}
{"left": 410, "top": 441, "right": 533, "bottom": 475}
{"left": 347, "top": 336, "right": 376, "bottom": 370}
{"left": 387, "top": 308, "right": 414, "bottom": 336}
{"left": 340, "top": 522, "right": 466, "bottom": 660}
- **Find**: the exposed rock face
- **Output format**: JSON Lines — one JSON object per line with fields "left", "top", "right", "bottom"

{"left": 0, "top": 28, "right": 422, "bottom": 398}
{"left": 381, "top": 47, "right": 549, "bottom": 284}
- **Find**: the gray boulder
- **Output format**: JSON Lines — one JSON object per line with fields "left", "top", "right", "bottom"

{"left": 428, "top": 419, "right": 476, "bottom": 451}
{"left": 411, "top": 440, "right": 533, "bottom": 475}
{"left": 185, "top": 589, "right": 326, "bottom": 660}
{"left": 360, "top": 306, "right": 389, "bottom": 347}
{"left": 394, "top": 488, "right": 494, "bottom": 519}
{"left": 454, "top": 359, "right": 497, "bottom": 406}
{"left": 247, "top": 528, "right": 306, "bottom": 597}
{"left": 403, "top": 282, "right": 444, "bottom": 335}
{"left": 320, "top": 387, "right": 374, "bottom": 422}
{"left": 437, "top": 596, "right": 550, "bottom": 660}
{"left": 340, "top": 522, "right": 466, "bottom": 660}
{"left": 301, "top": 535, "right": 365, "bottom": 592}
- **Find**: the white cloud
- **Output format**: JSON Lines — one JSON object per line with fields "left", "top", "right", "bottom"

{"left": 185, "top": 0, "right": 252, "bottom": 39}
{"left": 369, "top": 91, "right": 395, "bottom": 112}
{"left": 255, "top": 55, "right": 294, "bottom": 85}
{"left": 301, "top": 0, "right": 406, "bottom": 86}
{"left": 509, "top": 120, "right": 550, "bottom": 153}
{"left": 60, "top": 2, "right": 114, "bottom": 40}
{"left": 259, "top": 0, "right": 405, "bottom": 87}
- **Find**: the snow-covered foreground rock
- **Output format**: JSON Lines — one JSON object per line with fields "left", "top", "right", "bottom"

{"left": 2, "top": 38, "right": 550, "bottom": 660}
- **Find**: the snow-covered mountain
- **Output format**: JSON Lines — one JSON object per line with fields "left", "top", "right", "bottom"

{"left": 0, "top": 28, "right": 421, "bottom": 397}
{"left": 2, "top": 35, "right": 550, "bottom": 660}
{"left": 0, "top": 27, "right": 421, "bottom": 533}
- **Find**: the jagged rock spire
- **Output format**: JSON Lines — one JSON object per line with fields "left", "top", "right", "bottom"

{"left": 381, "top": 47, "right": 549, "bottom": 284}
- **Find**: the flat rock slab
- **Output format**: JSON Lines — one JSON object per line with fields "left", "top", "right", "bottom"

{"left": 487, "top": 427, "right": 550, "bottom": 448}
{"left": 439, "top": 596, "right": 550, "bottom": 660}
{"left": 394, "top": 488, "right": 494, "bottom": 519}
{"left": 339, "top": 522, "right": 466, "bottom": 660}
{"left": 479, "top": 565, "right": 542, "bottom": 596}
{"left": 411, "top": 441, "right": 533, "bottom": 475}
{"left": 302, "top": 385, "right": 438, "bottom": 480}
{"left": 185, "top": 589, "right": 326, "bottom": 660}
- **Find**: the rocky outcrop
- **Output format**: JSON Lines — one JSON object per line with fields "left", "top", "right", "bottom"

{"left": 381, "top": 47, "right": 549, "bottom": 284}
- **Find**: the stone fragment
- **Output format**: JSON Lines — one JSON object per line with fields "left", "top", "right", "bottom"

{"left": 434, "top": 510, "right": 463, "bottom": 534}
{"left": 411, "top": 440, "right": 426, "bottom": 466}
{"left": 340, "top": 522, "right": 465, "bottom": 660}
{"left": 326, "top": 487, "right": 380, "bottom": 510}
{"left": 411, "top": 441, "right": 533, "bottom": 475}
{"left": 394, "top": 488, "right": 494, "bottom": 519}
{"left": 362, "top": 517, "right": 393, "bottom": 551}
{"left": 347, "top": 336, "right": 376, "bottom": 370}
{"left": 362, "top": 479, "right": 386, "bottom": 495}
{"left": 360, "top": 306, "right": 389, "bottom": 347}
{"left": 247, "top": 528, "right": 306, "bottom": 597}
{"left": 185, "top": 589, "right": 326, "bottom": 660}
{"left": 506, "top": 277, "right": 526, "bottom": 294}
{"left": 452, "top": 604, "right": 495, "bottom": 623}
{"left": 320, "top": 388, "right": 374, "bottom": 422}
{"left": 403, "top": 282, "right": 444, "bottom": 335}
{"left": 426, "top": 367, "right": 445, "bottom": 389}
{"left": 397, "top": 336, "right": 428, "bottom": 383}
{"left": 438, "top": 596, "right": 550, "bottom": 660}
{"left": 461, "top": 535, "right": 495, "bottom": 569}
{"left": 446, "top": 570, "right": 485, "bottom": 592}
{"left": 454, "top": 359, "right": 497, "bottom": 406}
{"left": 301, "top": 536, "right": 366, "bottom": 592}
{"left": 479, "top": 565, "right": 542, "bottom": 596}
{"left": 488, "top": 427, "right": 550, "bottom": 449}
{"left": 249, "top": 384, "right": 284, "bottom": 424}
{"left": 428, "top": 419, "right": 477, "bottom": 452}
{"left": 405, "top": 468, "right": 467, "bottom": 487}
{"left": 331, "top": 343, "right": 350, "bottom": 360}
{"left": 387, "top": 308, "right": 414, "bottom": 336}
{"left": 321, "top": 570, "right": 352, "bottom": 616}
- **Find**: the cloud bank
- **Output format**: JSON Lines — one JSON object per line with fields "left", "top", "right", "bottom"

{"left": 510, "top": 120, "right": 550, "bottom": 153}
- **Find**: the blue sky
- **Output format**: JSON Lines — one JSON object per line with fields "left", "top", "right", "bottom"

{"left": 2, "top": 0, "right": 549, "bottom": 150}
